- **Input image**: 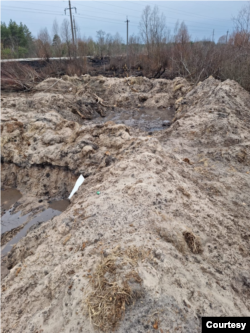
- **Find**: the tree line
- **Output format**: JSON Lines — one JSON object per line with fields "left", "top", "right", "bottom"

{"left": 1, "top": 2, "right": 250, "bottom": 91}
{"left": 1, "top": 20, "right": 33, "bottom": 58}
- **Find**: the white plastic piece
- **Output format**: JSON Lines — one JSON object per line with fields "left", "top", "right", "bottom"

{"left": 68, "top": 175, "right": 84, "bottom": 200}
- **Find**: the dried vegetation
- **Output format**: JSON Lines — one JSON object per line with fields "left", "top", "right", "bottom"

{"left": 86, "top": 246, "right": 148, "bottom": 331}
{"left": 183, "top": 231, "right": 203, "bottom": 254}
{"left": 1, "top": 62, "right": 43, "bottom": 91}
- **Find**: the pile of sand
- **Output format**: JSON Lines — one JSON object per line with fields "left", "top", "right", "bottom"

{"left": 1, "top": 76, "right": 250, "bottom": 333}
{"left": 1, "top": 75, "right": 191, "bottom": 123}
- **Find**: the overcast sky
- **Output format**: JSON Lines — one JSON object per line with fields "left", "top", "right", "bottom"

{"left": 1, "top": 1, "right": 248, "bottom": 43}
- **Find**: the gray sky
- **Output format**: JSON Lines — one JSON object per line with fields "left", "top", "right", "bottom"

{"left": 1, "top": 1, "right": 248, "bottom": 43}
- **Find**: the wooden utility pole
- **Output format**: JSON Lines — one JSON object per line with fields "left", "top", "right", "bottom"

{"left": 125, "top": 17, "right": 129, "bottom": 54}
{"left": 73, "top": 15, "right": 77, "bottom": 49}
{"left": 65, "top": 1, "right": 77, "bottom": 56}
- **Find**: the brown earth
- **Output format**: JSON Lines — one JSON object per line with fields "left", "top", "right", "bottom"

{"left": 1, "top": 75, "right": 250, "bottom": 333}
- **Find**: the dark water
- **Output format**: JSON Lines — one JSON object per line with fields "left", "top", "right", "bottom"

{"left": 1, "top": 189, "right": 22, "bottom": 213}
{"left": 1, "top": 208, "right": 62, "bottom": 256}
{"left": 90, "top": 107, "right": 175, "bottom": 133}
{"left": 49, "top": 199, "right": 70, "bottom": 211}
{"left": 1, "top": 210, "right": 29, "bottom": 234}
{"left": 1, "top": 194, "right": 70, "bottom": 256}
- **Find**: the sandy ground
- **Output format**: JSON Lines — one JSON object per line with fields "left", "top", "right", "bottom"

{"left": 1, "top": 75, "right": 250, "bottom": 333}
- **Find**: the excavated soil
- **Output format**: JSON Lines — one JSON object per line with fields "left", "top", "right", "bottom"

{"left": 1, "top": 75, "right": 250, "bottom": 333}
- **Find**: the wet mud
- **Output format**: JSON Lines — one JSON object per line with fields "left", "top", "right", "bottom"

{"left": 1, "top": 210, "right": 29, "bottom": 235}
{"left": 90, "top": 106, "right": 175, "bottom": 133}
{"left": 1, "top": 194, "right": 70, "bottom": 279}
{"left": 2, "top": 208, "right": 59, "bottom": 257}
{"left": 1, "top": 188, "right": 22, "bottom": 213}
{"left": 49, "top": 199, "right": 70, "bottom": 211}
{"left": 1, "top": 197, "right": 70, "bottom": 249}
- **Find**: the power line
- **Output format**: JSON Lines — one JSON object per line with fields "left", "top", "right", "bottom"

{"left": 1, "top": 7, "right": 227, "bottom": 32}
{"left": 8, "top": 0, "right": 64, "bottom": 8}
{"left": 75, "top": 12, "right": 140, "bottom": 29}
{"left": 2, "top": 0, "right": 226, "bottom": 24}
{"left": 1, "top": 10, "right": 227, "bottom": 36}
{"left": 75, "top": 1, "right": 228, "bottom": 29}
{"left": 76, "top": 2, "right": 141, "bottom": 20}
{"left": 79, "top": 13, "right": 221, "bottom": 32}
{"left": 65, "top": 0, "right": 77, "bottom": 52}
{"left": 2, "top": 7, "right": 64, "bottom": 17}
{"left": 135, "top": 0, "right": 214, "bottom": 20}
{"left": 1, "top": 5, "right": 137, "bottom": 25}
{"left": 1, "top": 5, "right": 231, "bottom": 38}
{"left": 2, "top": 5, "right": 67, "bottom": 14}
{"left": 79, "top": 0, "right": 230, "bottom": 29}
{"left": 2, "top": 0, "right": 230, "bottom": 29}
{"left": 92, "top": 0, "right": 229, "bottom": 27}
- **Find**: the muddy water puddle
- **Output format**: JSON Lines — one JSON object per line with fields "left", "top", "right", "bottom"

{"left": 1, "top": 208, "right": 61, "bottom": 256}
{"left": 1, "top": 210, "right": 29, "bottom": 235}
{"left": 49, "top": 199, "right": 70, "bottom": 211}
{"left": 91, "top": 107, "right": 175, "bottom": 133}
{"left": 1, "top": 190, "right": 70, "bottom": 256}
{"left": 1, "top": 188, "right": 22, "bottom": 213}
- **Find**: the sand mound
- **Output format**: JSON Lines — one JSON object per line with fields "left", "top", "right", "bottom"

{"left": 1, "top": 76, "right": 250, "bottom": 333}
{"left": 1, "top": 75, "right": 191, "bottom": 124}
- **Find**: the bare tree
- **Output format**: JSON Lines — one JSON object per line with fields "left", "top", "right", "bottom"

{"left": 61, "top": 19, "right": 71, "bottom": 56}
{"left": 51, "top": 19, "right": 62, "bottom": 57}
{"left": 139, "top": 5, "right": 151, "bottom": 55}
{"left": 128, "top": 34, "right": 141, "bottom": 67}
{"left": 232, "top": 1, "right": 250, "bottom": 48}
{"left": 36, "top": 28, "right": 51, "bottom": 60}
{"left": 170, "top": 21, "right": 192, "bottom": 78}
{"left": 139, "top": 5, "right": 168, "bottom": 61}
{"left": 174, "top": 21, "right": 190, "bottom": 44}
{"left": 96, "top": 30, "right": 106, "bottom": 57}
{"left": 113, "top": 32, "right": 123, "bottom": 56}
{"left": 149, "top": 6, "right": 167, "bottom": 45}
{"left": 233, "top": 2, "right": 250, "bottom": 34}
{"left": 105, "top": 33, "right": 113, "bottom": 56}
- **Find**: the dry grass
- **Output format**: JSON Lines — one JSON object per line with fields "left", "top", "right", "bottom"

{"left": 45, "top": 58, "right": 89, "bottom": 77}
{"left": 183, "top": 230, "right": 203, "bottom": 254}
{"left": 86, "top": 246, "right": 145, "bottom": 332}
{"left": 15, "top": 267, "right": 21, "bottom": 277}
{"left": 62, "top": 234, "right": 71, "bottom": 245}
{"left": 1, "top": 62, "right": 43, "bottom": 91}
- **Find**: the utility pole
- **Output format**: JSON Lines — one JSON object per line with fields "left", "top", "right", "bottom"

{"left": 65, "top": 1, "right": 77, "bottom": 57}
{"left": 226, "top": 30, "right": 229, "bottom": 43}
{"left": 125, "top": 17, "right": 129, "bottom": 54}
{"left": 73, "top": 15, "right": 77, "bottom": 49}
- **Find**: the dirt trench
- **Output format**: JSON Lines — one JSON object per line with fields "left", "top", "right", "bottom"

{"left": 1, "top": 75, "right": 250, "bottom": 333}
